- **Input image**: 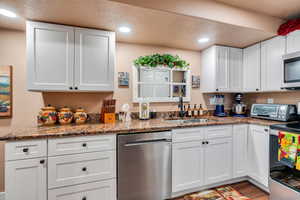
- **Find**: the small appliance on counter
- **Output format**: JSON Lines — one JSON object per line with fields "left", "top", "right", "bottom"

{"left": 139, "top": 101, "right": 150, "bottom": 120}
{"left": 214, "top": 95, "right": 227, "bottom": 117}
{"left": 250, "top": 104, "right": 298, "bottom": 122}
{"left": 231, "top": 93, "right": 247, "bottom": 117}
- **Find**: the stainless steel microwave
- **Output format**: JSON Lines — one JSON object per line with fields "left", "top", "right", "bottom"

{"left": 282, "top": 51, "right": 300, "bottom": 89}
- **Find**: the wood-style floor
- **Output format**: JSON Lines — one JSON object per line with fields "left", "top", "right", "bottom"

{"left": 231, "top": 181, "right": 269, "bottom": 200}
{"left": 173, "top": 181, "right": 269, "bottom": 200}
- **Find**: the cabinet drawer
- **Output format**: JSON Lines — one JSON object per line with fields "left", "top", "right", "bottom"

{"left": 48, "top": 135, "right": 116, "bottom": 156}
{"left": 172, "top": 127, "right": 204, "bottom": 143}
{"left": 48, "top": 179, "right": 116, "bottom": 200}
{"left": 48, "top": 151, "right": 116, "bottom": 188}
{"left": 204, "top": 125, "right": 232, "bottom": 139}
{"left": 5, "top": 140, "right": 47, "bottom": 161}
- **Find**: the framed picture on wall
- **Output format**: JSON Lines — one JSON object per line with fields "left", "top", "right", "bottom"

{"left": 0, "top": 66, "right": 12, "bottom": 118}
{"left": 192, "top": 75, "right": 200, "bottom": 88}
{"left": 118, "top": 72, "right": 129, "bottom": 87}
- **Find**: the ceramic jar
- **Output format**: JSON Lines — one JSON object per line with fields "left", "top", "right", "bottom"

{"left": 74, "top": 108, "right": 88, "bottom": 124}
{"left": 58, "top": 107, "right": 73, "bottom": 125}
{"left": 38, "top": 105, "right": 57, "bottom": 126}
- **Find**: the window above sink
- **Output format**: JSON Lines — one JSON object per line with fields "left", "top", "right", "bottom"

{"left": 133, "top": 66, "right": 191, "bottom": 103}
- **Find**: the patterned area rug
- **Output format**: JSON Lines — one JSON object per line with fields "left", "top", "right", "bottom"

{"left": 175, "top": 186, "right": 251, "bottom": 200}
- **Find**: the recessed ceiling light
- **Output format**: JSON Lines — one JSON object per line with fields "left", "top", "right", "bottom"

{"left": 118, "top": 26, "right": 131, "bottom": 33}
{"left": 0, "top": 9, "right": 17, "bottom": 18}
{"left": 198, "top": 37, "right": 210, "bottom": 43}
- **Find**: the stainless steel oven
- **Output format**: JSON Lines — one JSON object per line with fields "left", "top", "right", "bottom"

{"left": 269, "top": 127, "right": 300, "bottom": 200}
{"left": 282, "top": 51, "right": 300, "bottom": 89}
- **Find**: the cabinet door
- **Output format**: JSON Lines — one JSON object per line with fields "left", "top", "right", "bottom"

{"left": 172, "top": 141, "right": 204, "bottom": 193}
{"left": 200, "top": 46, "right": 217, "bottom": 93}
{"left": 5, "top": 158, "right": 47, "bottom": 200}
{"left": 26, "top": 21, "right": 74, "bottom": 91}
{"left": 243, "top": 43, "right": 261, "bottom": 92}
{"left": 74, "top": 28, "right": 115, "bottom": 91}
{"left": 247, "top": 125, "right": 269, "bottom": 188}
{"left": 216, "top": 46, "right": 229, "bottom": 91}
{"left": 287, "top": 30, "right": 300, "bottom": 54}
{"left": 261, "top": 36, "right": 286, "bottom": 91}
{"left": 233, "top": 124, "right": 248, "bottom": 178}
{"left": 229, "top": 48, "right": 243, "bottom": 92}
{"left": 204, "top": 138, "right": 232, "bottom": 185}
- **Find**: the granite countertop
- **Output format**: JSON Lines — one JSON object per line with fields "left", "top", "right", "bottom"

{"left": 0, "top": 116, "right": 286, "bottom": 141}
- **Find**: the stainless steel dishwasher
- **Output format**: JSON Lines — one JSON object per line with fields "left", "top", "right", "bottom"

{"left": 118, "top": 131, "right": 172, "bottom": 200}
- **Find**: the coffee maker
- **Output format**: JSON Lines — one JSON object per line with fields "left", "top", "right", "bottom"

{"left": 214, "top": 95, "right": 227, "bottom": 117}
{"left": 232, "top": 93, "right": 247, "bottom": 117}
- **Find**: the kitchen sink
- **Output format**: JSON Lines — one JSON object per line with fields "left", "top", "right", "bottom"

{"left": 165, "top": 118, "right": 212, "bottom": 123}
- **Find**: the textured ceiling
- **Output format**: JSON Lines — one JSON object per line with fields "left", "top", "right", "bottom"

{"left": 213, "top": 0, "right": 300, "bottom": 19}
{"left": 0, "top": 0, "right": 277, "bottom": 50}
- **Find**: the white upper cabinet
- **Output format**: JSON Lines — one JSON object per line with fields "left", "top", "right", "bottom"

{"left": 216, "top": 46, "right": 229, "bottom": 91}
{"left": 261, "top": 36, "right": 286, "bottom": 92}
{"left": 287, "top": 30, "right": 300, "bottom": 54}
{"left": 27, "top": 21, "right": 74, "bottom": 91}
{"left": 27, "top": 21, "right": 115, "bottom": 92}
{"left": 74, "top": 28, "right": 115, "bottom": 91}
{"left": 229, "top": 48, "right": 243, "bottom": 92}
{"left": 200, "top": 45, "right": 243, "bottom": 93}
{"left": 243, "top": 43, "right": 261, "bottom": 92}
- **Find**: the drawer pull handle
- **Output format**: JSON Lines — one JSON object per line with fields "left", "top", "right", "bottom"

{"left": 82, "top": 167, "right": 87, "bottom": 172}
{"left": 23, "top": 148, "right": 29, "bottom": 153}
{"left": 82, "top": 143, "right": 87, "bottom": 147}
{"left": 264, "top": 129, "right": 268, "bottom": 132}
{"left": 82, "top": 197, "right": 87, "bottom": 200}
{"left": 40, "top": 160, "right": 45, "bottom": 164}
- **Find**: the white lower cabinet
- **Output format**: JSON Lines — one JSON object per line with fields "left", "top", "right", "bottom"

{"left": 204, "top": 137, "right": 233, "bottom": 185}
{"left": 233, "top": 124, "right": 248, "bottom": 178}
{"left": 48, "top": 179, "right": 116, "bottom": 200}
{"left": 172, "top": 141, "right": 204, "bottom": 192}
{"left": 172, "top": 125, "right": 233, "bottom": 194}
{"left": 247, "top": 125, "right": 269, "bottom": 188}
{"left": 48, "top": 151, "right": 116, "bottom": 189}
{"left": 5, "top": 135, "right": 117, "bottom": 200}
{"left": 5, "top": 158, "right": 47, "bottom": 200}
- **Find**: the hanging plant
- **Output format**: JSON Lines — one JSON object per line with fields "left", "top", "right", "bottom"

{"left": 134, "top": 54, "right": 190, "bottom": 69}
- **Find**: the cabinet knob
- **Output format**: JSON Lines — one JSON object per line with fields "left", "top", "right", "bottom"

{"left": 206, "top": 141, "right": 209, "bottom": 144}
{"left": 82, "top": 167, "right": 87, "bottom": 172}
{"left": 202, "top": 141, "right": 205, "bottom": 145}
{"left": 82, "top": 197, "right": 87, "bottom": 200}
{"left": 256, "top": 88, "right": 259, "bottom": 91}
{"left": 40, "top": 160, "right": 45, "bottom": 164}
{"left": 69, "top": 87, "right": 73, "bottom": 90}
{"left": 82, "top": 143, "right": 87, "bottom": 147}
{"left": 74, "top": 87, "right": 78, "bottom": 90}
{"left": 22, "top": 148, "right": 29, "bottom": 153}
{"left": 264, "top": 129, "right": 268, "bottom": 132}
{"left": 216, "top": 88, "right": 219, "bottom": 92}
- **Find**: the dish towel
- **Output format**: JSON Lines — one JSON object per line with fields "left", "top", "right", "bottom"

{"left": 278, "top": 131, "right": 300, "bottom": 169}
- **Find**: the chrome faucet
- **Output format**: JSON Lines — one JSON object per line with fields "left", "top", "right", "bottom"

{"left": 178, "top": 96, "right": 185, "bottom": 118}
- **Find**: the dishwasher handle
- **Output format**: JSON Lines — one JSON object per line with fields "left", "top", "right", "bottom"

{"left": 124, "top": 138, "right": 172, "bottom": 147}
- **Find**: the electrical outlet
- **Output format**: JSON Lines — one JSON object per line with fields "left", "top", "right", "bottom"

{"left": 267, "top": 98, "right": 274, "bottom": 104}
{"left": 209, "top": 96, "right": 216, "bottom": 105}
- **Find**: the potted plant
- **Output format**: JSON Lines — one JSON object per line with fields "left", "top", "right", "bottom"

{"left": 134, "top": 53, "right": 190, "bottom": 69}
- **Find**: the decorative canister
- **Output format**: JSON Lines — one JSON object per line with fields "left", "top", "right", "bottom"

{"left": 74, "top": 108, "right": 88, "bottom": 124}
{"left": 37, "top": 105, "right": 57, "bottom": 126}
{"left": 58, "top": 107, "right": 73, "bottom": 125}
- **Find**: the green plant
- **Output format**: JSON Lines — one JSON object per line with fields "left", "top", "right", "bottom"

{"left": 134, "top": 54, "right": 190, "bottom": 69}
